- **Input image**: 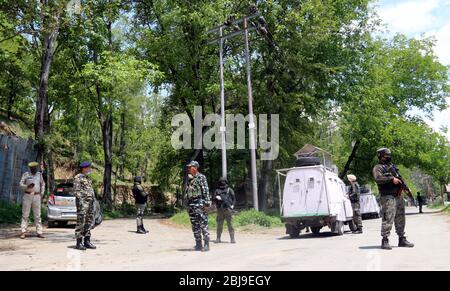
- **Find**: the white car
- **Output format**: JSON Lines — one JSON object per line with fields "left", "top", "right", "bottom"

{"left": 47, "top": 181, "right": 77, "bottom": 227}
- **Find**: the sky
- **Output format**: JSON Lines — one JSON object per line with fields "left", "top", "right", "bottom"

{"left": 374, "top": 0, "right": 450, "bottom": 139}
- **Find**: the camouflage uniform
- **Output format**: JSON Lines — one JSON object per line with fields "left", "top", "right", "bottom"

{"left": 185, "top": 173, "right": 210, "bottom": 244}
{"left": 373, "top": 163, "right": 406, "bottom": 238}
{"left": 74, "top": 173, "right": 95, "bottom": 239}
{"left": 348, "top": 182, "right": 363, "bottom": 230}
{"left": 213, "top": 186, "right": 236, "bottom": 242}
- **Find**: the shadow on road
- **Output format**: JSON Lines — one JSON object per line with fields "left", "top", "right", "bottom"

{"left": 278, "top": 232, "right": 337, "bottom": 240}
{"left": 359, "top": 246, "right": 382, "bottom": 250}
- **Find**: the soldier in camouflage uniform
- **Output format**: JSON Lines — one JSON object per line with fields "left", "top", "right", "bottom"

{"left": 347, "top": 174, "right": 363, "bottom": 234}
{"left": 184, "top": 161, "right": 211, "bottom": 252}
{"left": 373, "top": 148, "right": 414, "bottom": 250}
{"left": 74, "top": 162, "right": 97, "bottom": 251}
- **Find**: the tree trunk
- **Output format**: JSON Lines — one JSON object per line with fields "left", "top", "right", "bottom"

{"left": 35, "top": 2, "right": 59, "bottom": 163}
{"left": 118, "top": 111, "right": 126, "bottom": 180}
{"left": 101, "top": 113, "right": 114, "bottom": 210}
{"left": 339, "top": 140, "right": 361, "bottom": 180}
{"left": 258, "top": 158, "right": 273, "bottom": 212}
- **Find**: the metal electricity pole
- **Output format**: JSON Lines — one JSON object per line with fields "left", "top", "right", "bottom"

{"left": 207, "top": 6, "right": 268, "bottom": 211}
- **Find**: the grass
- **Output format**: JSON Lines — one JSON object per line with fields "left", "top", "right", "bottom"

{"left": 170, "top": 209, "right": 283, "bottom": 230}
{"left": 0, "top": 200, "right": 48, "bottom": 224}
{"left": 102, "top": 203, "right": 178, "bottom": 220}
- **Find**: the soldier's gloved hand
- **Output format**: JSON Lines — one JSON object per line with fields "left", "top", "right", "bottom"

{"left": 231, "top": 205, "right": 234, "bottom": 210}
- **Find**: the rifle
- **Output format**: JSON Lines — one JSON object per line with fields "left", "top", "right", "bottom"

{"left": 386, "top": 164, "right": 417, "bottom": 207}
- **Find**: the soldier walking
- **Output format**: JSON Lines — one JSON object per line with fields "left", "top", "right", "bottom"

{"left": 417, "top": 192, "right": 424, "bottom": 214}
{"left": 132, "top": 176, "right": 149, "bottom": 234}
{"left": 373, "top": 148, "right": 414, "bottom": 250}
{"left": 74, "top": 162, "right": 97, "bottom": 250}
{"left": 347, "top": 174, "right": 363, "bottom": 234}
{"left": 19, "top": 162, "right": 45, "bottom": 239}
{"left": 213, "top": 177, "right": 236, "bottom": 244}
{"left": 184, "top": 161, "right": 211, "bottom": 252}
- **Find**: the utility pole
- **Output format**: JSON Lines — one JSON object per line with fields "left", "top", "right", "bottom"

{"left": 207, "top": 6, "right": 268, "bottom": 211}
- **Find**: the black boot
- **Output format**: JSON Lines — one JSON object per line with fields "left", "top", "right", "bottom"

{"left": 76, "top": 238, "right": 86, "bottom": 251}
{"left": 142, "top": 224, "right": 149, "bottom": 234}
{"left": 194, "top": 240, "right": 203, "bottom": 251}
{"left": 214, "top": 234, "right": 221, "bottom": 243}
{"left": 398, "top": 237, "right": 414, "bottom": 248}
{"left": 230, "top": 233, "right": 236, "bottom": 244}
{"left": 353, "top": 228, "right": 363, "bottom": 234}
{"left": 381, "top": 237, "right": 392, "bottom": 250}
{"left": 84, "top": 236, "right": 97, "bottom": 249}
{"left": 202, "top": 239, "right": 210, "bottom": 252}
{"left": 137, "top": 225, "right": 146, "bottom": 234}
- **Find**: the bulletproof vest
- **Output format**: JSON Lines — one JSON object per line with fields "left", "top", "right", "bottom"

{"left": 215, "top": 187, "right": 232, "bottom": 208}
{"left": 377, "top": 164, "right": 402, "bottom": 195}
{"left": 132, "top": 184, "right": 148, "bottom": 204}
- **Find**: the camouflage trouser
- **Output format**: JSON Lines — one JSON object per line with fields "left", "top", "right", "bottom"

{"left": 380, "top": 195, "right": 406, "bottom": 238}
{"left": 188, "top": 206, "right": 209, "bottom": 242}
{"left": 136, "top": 204, "right": 146, "bottom": 227}
{"left": 216, "top": 208, "right": 235, "bottom": 238}
{"left": 75, "top": 197, "right": 94, "bottom": 239}
{"left": 351, "top": 202, "right": 363, "bottom": 229}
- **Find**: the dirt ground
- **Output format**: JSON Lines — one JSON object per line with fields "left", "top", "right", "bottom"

{"left": 1, "top": 207, "right": 449, "bottom": 271}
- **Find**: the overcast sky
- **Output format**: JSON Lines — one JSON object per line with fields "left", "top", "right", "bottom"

{"left": 375, "top": 0, "right": 450, "bottom": 139}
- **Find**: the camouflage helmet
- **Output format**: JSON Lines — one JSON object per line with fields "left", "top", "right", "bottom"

{"left": 134, "top": 176, "right": 142, "bottom": 183}
{"left": 186, "top": 161, "right": 200, "bottom": 169}
{"left": 219, "top": 177, "right": 228, "bottom": 184}
{"left": 377, "top": 148, "right": 391, "bottom": 159}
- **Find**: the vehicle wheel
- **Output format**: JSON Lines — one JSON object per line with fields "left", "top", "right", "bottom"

{"left": 348, "top": 220, "right": 357, "bottom": 232}
{"left": 311, "top": 227, "right": 321, "bottom": 235}
{"left": 287, "top": 225, "right": 301, "bottom": 238}
{"left": 332, "top": 221, "right": 344, "bottom": 236}
{"left": 295, "top": 157, "right": 321, "bottom": 167}
{"left": 57, "top": 221, "right": 68, "bottom": 227}
{"left": 48, "top": 221, "right": 56, "bottom": 228}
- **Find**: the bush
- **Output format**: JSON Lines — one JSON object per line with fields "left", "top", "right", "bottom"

{"left": 169, "top": 209, "right": 282, "bottom": 229}
{"left": 235, "top": 209, "right": 282, "bottom": 228}
{"left": 0, "top": 201, "right": 22, "bottom": 224}
{"left": 0, "top": 200, "right": 48, "bottom": 224}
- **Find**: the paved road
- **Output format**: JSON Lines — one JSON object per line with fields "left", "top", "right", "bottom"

{"left": 1, "top": 207, "right": 449, "bottom": 271}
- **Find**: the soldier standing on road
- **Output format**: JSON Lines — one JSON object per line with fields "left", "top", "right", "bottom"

{"left": 417, "top": 192, "right": 424, "bottom": 214}
{"left": 373, "top": 148, "right": 414, "bottom": 250}
{"left": 74, "top": 162, "right": 97, "bottom": 251}
{"left": 213, "top": 177, "right": 236, "bottom": 244}
{"left": 132, "top": 176, "right": 149, "bottom": 234}
{"left": 347, "top": 174, "right": 363, "bottom": 234}
{"left": 184, "top": 161, "right": 211, "bottom": 252}
{"left": 19, "top": 162, "right": 46, "bottom": 239}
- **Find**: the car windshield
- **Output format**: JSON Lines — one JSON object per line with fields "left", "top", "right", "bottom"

{"left": 54, "top": 183, "right": 74, "bottom": 197}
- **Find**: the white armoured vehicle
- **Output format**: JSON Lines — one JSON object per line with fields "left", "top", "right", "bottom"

{"left": 276, "top": 145, "right": 354, "bottom": 238}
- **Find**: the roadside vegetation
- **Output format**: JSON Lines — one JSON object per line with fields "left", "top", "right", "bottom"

{"left": 170, "top": 209, "right": 283, "bottom": 229}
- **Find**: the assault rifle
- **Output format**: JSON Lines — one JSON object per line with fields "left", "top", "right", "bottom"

{"left": 386, "top": 164, "right": 417, "bottom": 207}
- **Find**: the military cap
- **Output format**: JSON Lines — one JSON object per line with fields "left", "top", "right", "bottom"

{"left": 79, "top": 161, "right": 92, "bottom": 169}
{"left": 134, "top": 176, "right": 142, "bottom": 183}
{"left": 28, "top": 162, "right": 39, "bottom": 168}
